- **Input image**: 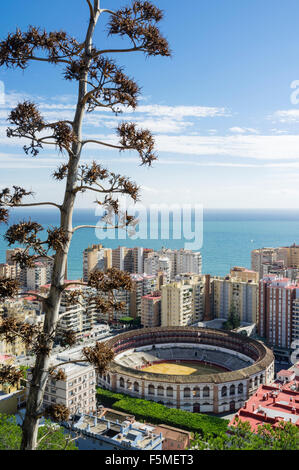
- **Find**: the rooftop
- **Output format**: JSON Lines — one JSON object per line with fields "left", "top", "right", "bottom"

{"left": 69, "top": 411, "right": 163, "bottom": 450}
{"left": 153, "top": 424, "right": 191, "bottom": 443}
{"left": 278, "top": 370, "right": 295, "bottom": 377}
{"left": 230, "top": 371, "right": 299, "bottom": 431}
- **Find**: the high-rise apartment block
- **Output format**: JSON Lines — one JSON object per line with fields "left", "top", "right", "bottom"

{"left": 212, "top": 271, "right": 259, "bottom": 324}
{"left": 6, "top": 248, "right": 24, "bottom": 266}
{"left": 175, "top": 249, "right": 202, "bottom": 276}
{"left": 83, "top": 244, "right": 112, "bottom": 282}
{"left": 111, "top": 246, "right": 143, "bottom": 273}
{"left": 144, "top": 253, "right": 172, "bottom": 283}
{"left": 141, "top": 291, "right": 161, "bottom": 328}
{"left": 144, "top": 248, "right": 202, "bottom": 282}
{"left": 4, "top": 249, "right": 59, "bottom": 289}
{"left": 40, "top": 284, "right": 99, "bottom": 340}
{"left": 129, "top": 273, "right": 158, "bottom": 319}
{"left": 0, "top": 263, "right": 17, "bottom": 280}
{"left": 230, "top": 266, "right": 259, "bottom": 283}
{"left": 251, "top": 248, "right": 281, "bottom": 278}
{"left": 251, "top": 244, "right": 299, "bottom": 279}
{"left": 259, "top": 275, "right": 299, "bottom": 349}
{"left": 4, "top": 248, "right": 24, "bottom": 285}
{"left": 26, "top": 262, "right": 47, "bottom": 291}
{"left": 161, "top": 274, "right": 207, "bottom": 327}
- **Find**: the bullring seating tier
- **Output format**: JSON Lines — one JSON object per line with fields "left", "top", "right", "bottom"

{"left": 115, "top": 345, "right": 252, "bottom": 372}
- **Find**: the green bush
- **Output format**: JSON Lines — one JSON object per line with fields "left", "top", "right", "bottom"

{"left": 96, "top": 387, "right": 228, "bottom": 437}
{"left": 96, "top": 387, "right": 125, "bottom": 408}
{"left": 0, "top": 414, "right": 78, "bottom": 450}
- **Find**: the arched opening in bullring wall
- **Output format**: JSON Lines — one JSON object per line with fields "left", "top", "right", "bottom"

{"left": 193, "top": 403, "right": 200, "bottom": 413}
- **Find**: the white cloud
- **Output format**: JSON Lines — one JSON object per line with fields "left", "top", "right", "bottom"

{"left": 272, "top": 109, "right": 299, "bottom": 122}
{"left": 229, "top": 127, "right": 259, "bottom": 134}
{"left": 155, "top": 134, "right": 299, "bottom": 160}
{"left": 134, "top": 105, "right": 230, "bottom": 119}
{"left": 155, "top": 159, "right": 299, "bottom": 169}
{"left": 0, "top": 91, "right": 231, "bottom": 140}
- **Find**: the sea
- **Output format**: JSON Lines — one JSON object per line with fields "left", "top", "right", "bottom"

{"left": 1, "top": 208, "right": 299, "bottom": 280}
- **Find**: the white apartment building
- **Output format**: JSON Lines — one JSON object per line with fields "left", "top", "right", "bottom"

{"left": 26, "top": 263, "right": 47, "bottom": 291}
{"left": 212, "top": 275, "right": 259, "bottom": 324}
{"left": 144, "top": 254, "right": 171, "bottom": 283}
{"left": 0, "top": 263, "right": 17, "bottom": 279}
{"left": 130, "top": 273, "right": 158, "bottom": 318}
{"left": 159, "top": 248, "right": 177, "bottom": 279}
{"left": 175, "top": 249, "right": 202, "bottom": 276}
{"left": 83, "top": 244, "right": 112, "bottom": 282}
{"left": 96, "top": 288, "right": 130, "bottom": 324}
{"left": 161, "top": 281, "right": 193, "bottom": 327}
{"left": 28, "top": 349, "right": 97, "bottom": 416}
{"left": 161, "top": 275, "right": 206, "bottom": 327}
{"left": 39, "top": 285, "right": 99, "bottom": 340}
{"left": 145, "top": 249, "right": 202, "bottom": 282}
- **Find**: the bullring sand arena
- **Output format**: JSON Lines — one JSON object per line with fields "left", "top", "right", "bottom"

{"left": 142, "top": 362, "right": 225, "bottom": 375}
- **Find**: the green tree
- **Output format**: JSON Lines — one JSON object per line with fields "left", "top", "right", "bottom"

{"left": 19, "top": 365, "right": 29, "bottom": 380}
{"left": 190, "top": 418, "right": 299, "bottom": 450}
{"left": 0, "top": 413, "right": 77, "bottom": 450}
{"left": 223, "top": 303, "right": 241, "bottom": 330}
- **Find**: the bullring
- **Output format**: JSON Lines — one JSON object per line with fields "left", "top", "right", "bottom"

{"left": 98, "top": 327, "right": 274, "bottom": 414}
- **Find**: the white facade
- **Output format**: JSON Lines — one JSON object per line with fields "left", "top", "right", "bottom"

{"left": 26, "top": 263, "right": 47, "bottom": 291}
{"left": 34, "top": 353, "right": 96, "bottom": 415}
{"left": 161, "top": 276, "right": 206, "bottom": 327}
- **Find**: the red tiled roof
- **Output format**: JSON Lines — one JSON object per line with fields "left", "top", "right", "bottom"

{"left": 230, "top": 374, "right": 299, "bottom": 432}
{"left": 278, "top": 370, "right": 295, "bottom": 377}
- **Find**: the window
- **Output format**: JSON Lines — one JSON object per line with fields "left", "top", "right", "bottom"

{"left": 221, "top": 386, "right": 227, "bottom": 397}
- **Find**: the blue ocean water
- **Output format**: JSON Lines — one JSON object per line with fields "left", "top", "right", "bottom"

{"left": 1, "top": 208, "right": 299, "bottom": 280}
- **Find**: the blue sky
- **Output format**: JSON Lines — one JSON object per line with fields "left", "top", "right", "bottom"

{"left": 1, "top": 0, "right": 299, "bottom": 208}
